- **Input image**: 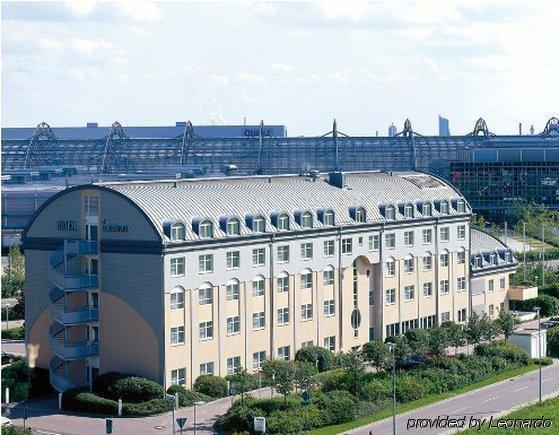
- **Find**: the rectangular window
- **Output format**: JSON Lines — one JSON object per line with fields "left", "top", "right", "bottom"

{"left": 458, "top": 308, "right": 467, "bottom": 323}
{"left": 457, "top": 250, "right": 466, "bottom": 264}
{"left": 278, "top": 307, "right": 290, "bottom": 325}
{"left": 423, "top": 282, "right": 433, "bottom": 297}
{"left": 440, "top": 227, "right": 450, "bottom": 242}
{"left": 84, "top": 196, "right": 99, "bottom": 217}
{"left": 198, "top": 254, "right": 213, "bottom": 273}
{"left": 422, "top": 229, "right": 432, "bottom": 244}
{"left": 301, "top": 242, "right": 313, "bottom": 260}
{"left": 324, "top": 336, "right": 336, "bottom": 352}
{"left": 301, "top": 273, "right": 313, "bottom": 290}
{"left": 253, "top": 351, "right": 266, "bottom": 370}
{"left": 324, "top": 240, "right": 335, "bottom": 257}
{"left": 226, "top": 251, "right": 240, "bottom": 270}
{"left": 252, "top": 278, "right": 265, "bottom": 297}
{"left": 440, "top": 279, "right": 449, "bottom": 294}
{"left": 171, "top": 368, "right": 186, "bottom": 386}
{"left": 441, "top": 311, "right": 450, "bottom": 322}
{"left": 457, "top": 276, "right": 466, "bottom": 291}
{"left": 488, "top": 304, "right": 494, "bottom": 317}
{"left": 500, "top": 277, "right": 506, "bottom": 290}
{"left": 227, "top": 316, "right": 240, "bottom": 335}
{"left": 385, "top": 233, "right": 396, "bottom": 249}
{"left": 171, "top": 326, "right": 185, "bottom": 345}
{"left": 386, "top": 260, "right": 395, "bottom": 277}
{"left": 440, "top": 253, "right": 449, "bottom": 267}
{"left": 252, "top": 312, "right": 265, "bottom": 330}
{"left": 404, "top": 258, "right": 414, "bottom": 273}
{"left": 277, "top": 346, "right": 290, "bottom": 360}
{"left": 457, "top": 225, "right": 466, "bottom": 240}
{"left": 227, "top": 356, "right": 241, "bottom": 374}
{"left": 200, "top": 362, "right": 214, "bottom": 375}
{"left": 277, "top": 245, "right": 290, "bottom": 263}
{"left": 301, "top": 303, "right": 313, "bottom": 321}
{"left": 252, "top": 248, "right": 265, "bottom": 266}
{"left": 369, "top": 290, "right": 375, "bottom": 306}
{"left": 323, "top": 269, "right": 334, "bottom": 285}
{"left": 423, "top": 256, "right": 432, "bottom": 271}
{"left": 404, "top": 231, "right": 414, "bottom": 247}
{"left": 199, "top": 287, "right": 213, "bottom": 305}
{"left": 488, "top": 279, "right": 494, "bottom": 292}
{"left": 324, "top": 299, "right": 335, "bottom": 316}
{"left": 386, "top": 323, "right": 400, "bottom": 337}
{"left": 170, "top": 257, "right": 186, "bottom": 277}
{"left": 199, "top": 321, "right": 213, "bottom": 340}
{"left": 277, "top": 275, "right": 289, "bottom": 293}
{"left": 302, "top": 340, "right": 313, "bottom": 348}
{"left": 170, "top": 290, "right": 184, "bottom": 310}
{"left": 404, "top": 285, "right": 415, "bottom": 301}
{"left": 385, "top": 288, "right": 396, "bottom": 304}
{"left": 369, "top": 234, "right": 380, "bottom": 251}
{"left": 341, "top": 238, "right": 353, "bottom": 254}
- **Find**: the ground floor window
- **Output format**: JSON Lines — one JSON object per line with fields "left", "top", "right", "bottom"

{"left": 457, "top": 308, "right": 467, "bottom": 323}
{"left": 171, "top": 368, "right": 186, "bottom": 386}
{"left": 441, "top": 311, "right": 450, "bottom": 322}
{"left": 386, "top": 323, "right": 400, "bottom": 337}
{"left": 277, "top": 346, "right": 290, "bottom": 360}
{"left": 200, "top": 362, "right": 214, "bottom": 375}
{"left": 253, "top": 351, "right": 266, "bottom": 370}
{"left": 227, "top": 356, "right": 241, "bottom": 374}
{"left": 324, "top": 336, "right": 336, "bottom": 352}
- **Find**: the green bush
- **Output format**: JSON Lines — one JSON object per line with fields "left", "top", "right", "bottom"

{"left": 532, "top": 357, "right": 553, "bottom": 366}
{"left": 395, "top": 375, "right": 431, "bottom": 403}
{"left": 547, "top": 327, "right": 559, "bottom": 357}
{"left": 166, "top": 384, "right": 211, "bottom": 407}
{"left": 63, "top": 388, "right": 119, "bottom": 414}
{"left": 11, "top": 382, "right": 30, "bottom": 402}
{"left": 112, "top": 376, "right": 165, "bottom": 403}
{"left": 214, "top": 402, "right": 262, "bottom": 433}
{"left": 316, "top": 368, "right": 346, "bottom": 392}
{"left": 123, "top": 398, "right": 173, "bottom": 416}
{"left": 360, "top": 378, "right": 392, "bottom": 402}
{"left": 1, "top": 359, "right": 53, "bottom": 402}
{"left": 295, "top": 345, "right": 336, "bottom": 372}
{"left": 2, "top": 326, "right": 25, "bottom": 340}
{"left": 193, "top": 374, "right": 228, "bottom": 398}
{"left": 314, "top": 390, "right": 357, "bottom": 425}
{"left": 516, "top": 295, "right": 559, "bottom": 317}
{"left": 267, "top": 405, "right": 322, "bottom": 434}
{"left": 92, "top": 371, "right": 126, "bottom": 399}
{"left": 474, "top": 340, "right": 529, "bottom": 365}
{"left": 2, "top": 426, "right": 33, "bottom": 435}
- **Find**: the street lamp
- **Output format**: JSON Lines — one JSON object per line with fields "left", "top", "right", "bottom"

{"left": 4, "top": 303, "right": 11, "bottom": 330}
{"left": 193, "top": 400, "right": 205, "bottom": 435}
{"left": 386, "top": 342, "right": 397, "bottom": 435}
{"left": 533, "top": 306, "right": 542, "bottom": 403}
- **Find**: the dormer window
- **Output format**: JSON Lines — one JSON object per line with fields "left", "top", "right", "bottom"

{"left": 355, "top": 207, "right": 366, "bottom": 223}
{"left": 422, "top": 203, "right": 432, "bottom": 216}
{"left": 490, "top": 252, "right": 498, "bottom": 265}
{"left": 475, "top": 255, "right": 483, "bottom": 268}
{"left": 505, "top": 251, "right": 513, "bottom": 263}
{"left": 457, "top": 200, "right": 466, "bottom": 213}
{"left": 385, "top": 205, "right": 396, "bottom": 220}
{"left": 300, "top": 211, "right": 313, "bottom": 229}
{"left": 252, "top": 216, "right": 265, "bottom": 233}
{"left": 277, "top": 213, "right": 290, "bottom": 231}
{"left": 323, "top": 210, "right": 335, "bottom": 226}
{"left": 170, "top": 223, "right": 186, "bottom": 242}
{"left": 199, "top": 220, "right": 213, "bottom": 239}
{"left": 440, "top": 201, "right": 449, "bottom": 214}
{"left": 404, "top": 204, "right": 414, "bottom": 218}
{"left": 226, "top": 218, "right": 240, "bottom": 236}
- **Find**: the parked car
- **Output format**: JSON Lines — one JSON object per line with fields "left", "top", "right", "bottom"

{"left": 540, "top": 320, "right": 559, "bottom": 329}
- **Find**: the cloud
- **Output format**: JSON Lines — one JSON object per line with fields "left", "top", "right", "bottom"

{"left": 38, "top": 37, "right": 124, "bottom": 59}
{"left": 271, "top": 63, "right": 293, "bottom": 74}
{"left": 208, "top": 74, "right": 230, "bottom": 87}
{"left": 317, "top": 0, "right": 372, "bottom": 21}
{"left": 181, "top": 63, "right": 198, "bottom": 74}
{"left": 238, "top": 72, "right": 266, "bottom": 84}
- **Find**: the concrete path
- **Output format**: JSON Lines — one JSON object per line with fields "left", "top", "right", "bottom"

{"left": 1, "top": 319, "right": 24, "bottom": 330}
{"left": 349, "top": 361, "right": 559, "bottom": 435}
{"left": 2, "top": 339, "right": 25, "bottom": 356}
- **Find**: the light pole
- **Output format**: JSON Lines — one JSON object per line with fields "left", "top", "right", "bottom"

{"left": 387, "top": 342, "right": 397, "bottom": 435}
{"left": 193, "top": 400, "right": 205, "bottom": 435}
{"left": 4, "top": 303, "right": 11, "bottom": 330}
{"left": 533, "top": 306, "right": 542, "bottom": 403}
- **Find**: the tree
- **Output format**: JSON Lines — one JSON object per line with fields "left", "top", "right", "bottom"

{"left": 261, "top": 359, "right": 294, "bottom": 400}
{"left": 466, "top": 312, "right": 484, "bottom": 348}
{"left": 480, "top": 314, "right": 500, "bottom": 341}
{"left": 2, "top": 245, "right": 25, "bottom": 299}
{"left": 428, "top": 326, "right": 449, "bottom": 357}
{"left": 293, "top": 362, "right": 317, "bottom": 392}
{"left": 227, "top": 366, "right": 252, "bottom": 403}
{"left": 385, "top": 335, "right": 411, "bottom": 363}
{"left": 517, "top": 295, "right": 559, "bottom": 317}
{"left": 294, "top": 345, "right": 335, "bottom": 372}
{"left": 496, "top": 310, "right": 520, "bottom": 340}
{"left": 339, "top": 349, "right": 365, "bottom": 396}
{"left": 404, "top": 329, "right": 430, "bottom": 354}
{"left": 441, "top": 321, "right": 466, "bottom": 355}
{"left": 362, "top": 340, "right": 390, "bottom": 372}
{"left": 470, "top": 213, "right": 486, "bottom": 229}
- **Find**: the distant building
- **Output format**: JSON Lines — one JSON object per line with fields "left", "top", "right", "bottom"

{"left": 388, "top": 123, "right": 397, "bottom": 137}
{"left": 439, "top": 115, "right": 450, "bottom": 136}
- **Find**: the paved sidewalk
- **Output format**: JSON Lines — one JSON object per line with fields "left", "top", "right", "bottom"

{"left": 1, "top": 319, "right": 24, "bottom": 330}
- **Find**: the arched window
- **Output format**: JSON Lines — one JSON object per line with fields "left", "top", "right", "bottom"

{"left": 199, "top": 220, "right": 213, "bottom": 239}
{"left": 301, "top": 269, "right": 313, "bottom": 290}
{"left": 355, "top": 207, "right": 366, "bottom": 223}
{"left": 226, "top": 218, "right": 240, "bottom": 236}
{"left": 300, "top": 211, "right": 313, "bottom": 229}
{"left": 277, "top": 213, "right": 290, "bottom": 231}
{"left": 385, "top": 258, "right": 396, "bottom": 277}
{"left": 323, "top": 265, "right": 335, "bottom": 285}
{"left": 323, "top": 210, "right": 335, "bottom": 226}
{"left": 404, "top": 204, "right": 414, "bottom": 218}
{"left": 422, "top": 202, "right": 432, "bottom": 216}
{"left": 385, "top": 205, "right": 396, "bottom": 220}
{"left": 457, "top": 200, "right": 466, "bottom": 213}
{"left": 252, "top": 275, "right": 265, "bottom": 297}
{"left": 199, "top": 282, "right": 213, "bottom": 305}
{"left": 490, "top": 252, "right": 498, "bottom": 265}
{"left": 505, "top": 251, "right": 513, "bottom": 263}
{"left": 226, "top": 279, "right": 240, "bottom": 301}
{"left": 440, "top": 201, "right": 450, "bottom": 214}
{"left": 170, "top": 223, "right": 185, "bottom": 241}
{"left": 252, "top": 216, "right": 265, "bottom": 233}
{"left": 404, "top": 254, "right": 414, "bottom": 273}
{"left": 277, "top": 271, "right": 290, "bottom": 293}
{"left": 170, "top": 287, "right": 185, "bottom": 310}
{"left": 475, "top": 254, "right": 483, "bottom": 268}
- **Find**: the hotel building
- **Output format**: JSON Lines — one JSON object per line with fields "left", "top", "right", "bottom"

{"left": 23, "top": 171, "right": 519, "bottom": 391}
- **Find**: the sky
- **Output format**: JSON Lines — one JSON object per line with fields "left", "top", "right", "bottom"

{"left": 2, "top": 0, "right": 558, "bottom": 136}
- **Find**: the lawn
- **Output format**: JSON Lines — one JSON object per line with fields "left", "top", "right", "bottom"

{"left": 310, "top": 364, "right": 540, "bottom": 435}
{"left": 460, "top": 395, "right": 559, "bottom": 434}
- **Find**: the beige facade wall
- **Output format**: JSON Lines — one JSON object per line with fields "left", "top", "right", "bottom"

{"left": 472, "top": 272, "right": 512, "bottom": 318}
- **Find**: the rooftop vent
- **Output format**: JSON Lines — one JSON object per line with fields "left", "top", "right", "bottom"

{"left": 86, "top": 122, "right": 98, "bottom": 128}
{"left": 329, "top": 171, "right": 345, "bottom": 188}
{"left": 176, "top": 121, "right": 187, "bottom": 127}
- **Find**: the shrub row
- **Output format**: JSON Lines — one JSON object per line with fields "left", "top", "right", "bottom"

{"left": 1, "top": 359, "right": 52, "bottom": 402}
{"left": 1, "top": 326, "right": 25, "bottom": 340}
{"left": 548, "top": 327, "right": 559, "bottom": 358}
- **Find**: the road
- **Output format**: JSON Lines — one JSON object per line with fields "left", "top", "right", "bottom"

{"left": 349, "top": 361, "right": 559, "bottom": 435}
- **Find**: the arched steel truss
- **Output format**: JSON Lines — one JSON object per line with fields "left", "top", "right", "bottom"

{"left": 24, "top": 122, "right": 56, "bottom": 168}
{"left": 541, "top": 117, "right": 559, "bottom": 135}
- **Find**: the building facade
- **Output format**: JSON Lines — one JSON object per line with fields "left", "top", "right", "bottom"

{"left": 23, "top": 171, "right": 517, "bottom": 391}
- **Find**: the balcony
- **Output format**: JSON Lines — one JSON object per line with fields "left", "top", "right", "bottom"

{"left": 49, "top": 268, "right": 98, "bottom": 291}
{"left": 50, "top": 304, "right": 99, "bottom": 325}
{"left": 508, "top": 286, "right": 538, "bottom": 301}
{"left": 49, "top": 357, "right": 79, "bottom": 392}
{"left": 50, "top": 339, "right": 99, "bottom": 360}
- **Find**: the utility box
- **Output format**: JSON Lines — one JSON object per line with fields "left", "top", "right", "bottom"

{"left": 510, "top": 329, "right": 547, "bottom": 358}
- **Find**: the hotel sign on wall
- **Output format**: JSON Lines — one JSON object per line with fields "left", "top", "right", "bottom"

{"left": 57, "top": 220, "right": 79, "bottom": 231}
{"left": 102, "top": 219, "right": 130, "bottom": 233}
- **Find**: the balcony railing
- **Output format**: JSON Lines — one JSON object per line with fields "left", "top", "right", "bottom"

{"left": 50, "top": 304, "right": 99, "bottom": 325}
{"left": 49, "top": 240, "right": 98, "bottom": 269}
{"left": 50, "top": 339, "right": 99, "bottom": 360}
{"left": 49, "top": 357, "right": 79, "bottom": 392}
{"left": 49, "top": 268, "right": 98, "bottom": 290}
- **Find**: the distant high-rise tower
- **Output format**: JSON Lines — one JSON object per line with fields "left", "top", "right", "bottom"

{"left": 439, "top": 115, "right": 450, "bottom": 136}
{"left": 388, "top": 123, "right": 397, "bottom": 137}
{"left": 530, "top": 125, "right": 535, "bottom": 135}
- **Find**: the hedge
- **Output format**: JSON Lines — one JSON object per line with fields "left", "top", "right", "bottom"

{"left": 2, "top": 426, "right": 33, "bottom": 435}
{"left": 112, "top": 376, "right": 165, "bottom": 403}
{"left": 295, "top": 345, "right": 337, "bottom": 372}
{"left": 63, "top": 388, "right": 119, "bottom": 414}
{"left": 548, "top": 327, "right": 559, "bottom": 357}
{"left": 1, "top": 359, "right": 52, "bottom": 402}
{"left": 531, "top": 357, "right": 553, "bottom": 366}
{"left": 193, "top": 374, "right": 228, "bottom": 399}
{"left": 123, "top": 398, "right": 173, "bottom": 416}
{"left": 92, "top": 371, "right": 126, "bottom": 399}
{"left": 515, "top": 294, "right": 559, "bottom": 317}
{"left": 1, "top": 326, "right": 24, "bottom": 340}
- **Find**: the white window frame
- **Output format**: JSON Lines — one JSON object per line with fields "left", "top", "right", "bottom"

{"left": 170, "top": 257, "right": 186, "bottom": 277}
{"left": 199, "top": 220, "right": 213, "bottom": 239}
{"left": 252, "top": 248, "right": 265, "bottom": 266}
{"left": 226, "top": 218, "right": 240, "bottom": 236}
{"left": 170, "top": 288, "right": 185, "bottom": 310}
{"left": 171, "top": 223, "right": 186, "bottom": 242}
